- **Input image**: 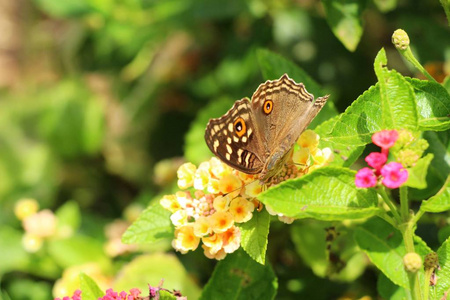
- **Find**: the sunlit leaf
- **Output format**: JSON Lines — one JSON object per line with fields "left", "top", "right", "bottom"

{"left": 354, "top": 218, "right": 430, "bottom": 288}
{"left": 406, "top": 78, "right": 450, "bottom": 131}
{"left": 258, "top": 167, "right": 380, "bottom": 220}
{"left": 239, "top": 209, "right": 270, "bottom": 265}
{"left": 404, "top": 153, "right": 434, "bottom": 189}
{"left": 122, "top": 203, "right": 173, "bottom": 245}
{"left": 420, "top": 177, "right": 450, "bottom": 213}
{"left": 373, "top": 49, "right": 418, "bottom": 130}
{"left": 79, "top": 273, "right": 104, "bottom": 300}
{"left": 322, "top": 0, "right": 365, "bottom": 51}
{"left": 199, "top": 250, "right": 277, "bottom": 300}
{"left": 435, "top": 237, "right": 450, "bottom": 299}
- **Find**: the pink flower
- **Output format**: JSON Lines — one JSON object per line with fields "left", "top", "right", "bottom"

{"left": 380, "top": 162, "right": 408, "bottom": 189}
{"left": 355, "top": 167, "right": 377, "bottom": 188}
{"left": 372, "top": 130, "right": 398, "bottom": 151}
{"left": 365, "top": 152, "right": 387, "bottom": 171}
{"left": 129, "top": 288, "right": 141, "bottom": 298}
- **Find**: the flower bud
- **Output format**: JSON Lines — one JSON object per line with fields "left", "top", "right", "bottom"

{"left": 424, "top": 252, "right": 439, "bottom": 270}
{"left": 403, "top": 252, "right": 422, "bottom": 273}
{"left": 392, "top": 29, "right": 410, "bottom": 51}
{"left": 14, "top": 198, "right": 39, "bottom": 221}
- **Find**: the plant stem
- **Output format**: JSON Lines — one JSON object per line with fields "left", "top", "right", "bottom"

{"left": 423, "top": 267, "right": 434, "bottom": 300}
{"left": 400, "top": 48, "right": 437, "bottom": 82}
{"left": 399, "top": 186, "right": 423, "bottom": 300}
{"left": 377, "top": 186, "right": 402, "bottom": 223}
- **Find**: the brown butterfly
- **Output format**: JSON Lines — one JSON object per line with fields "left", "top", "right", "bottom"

{"left": 205, "top": 74, "right": 328, "bottom": 182}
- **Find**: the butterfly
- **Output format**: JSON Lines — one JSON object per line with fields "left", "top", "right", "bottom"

{"left": 205, "top": 74, "right": 328, "bottom": 182}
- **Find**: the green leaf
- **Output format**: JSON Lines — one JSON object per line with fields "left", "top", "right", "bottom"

{"left": 114, "top": 253, "right": 201, "bottom": 300}
{"left": 436, "top": 237, "right": 450, "bottom": 298}
{"left": 6, "top": 279, "right": 52, "bottom": 300}
{"left": 404, "top": 153, "right": 434, "bottom": 189}
{"left": 406, "top": 78, "right": 450, "bottom": 131}
{"left": 184, "top": 97, "right": 235, "bottom": 165}
{"left": 373, "top": 0, "right": 398, "bottom": 12}
{"left": 258, "top": 167, "right": 380, "bottom": 220}
{"left": 238, "top": 209, "right": 270, "bottom": 265}
{"left": 420, "top": 177, "right": 450, "bottom": 213}
{"left": 315, "top": 115, "right": 365, "bottom": 167}
{"left": 199, "top": 250, "right": 277, "bottom": 300}
{"left": 55, "top": 200, "right": 81, "bottom": 235}
{"left": 32, "top": 0, "right": 92, "bottom": 17}
{"left": 256, "top": 48, "right": 338, "bottom": 128}
{"left": 377, "top": 273, "right": 406, "bottom": 300}
{"left": 0, "top": 226, "right": 28, "bottom": 275}
{"left": 410, "top": 131, "right": 449, "bottom": 200}
{"left": 47, "top": 235, "right": 108, "bottom": 268}
{"left": 322, "top": 0, "right": 365, "bottom": 51}
{"left": 373, "top": 49, "right": 418, "bottom": 130}
{"left": 291, "top": 221, "right": 366, "bottom": 281}
{"left": 354, "top": 218, "right": 429, "bottom": 288}
{"left": 122, "top": 202, "right": 173, "bottom": 244}
{"left": 79, "top": 273, "right": 104, "bottom": 300}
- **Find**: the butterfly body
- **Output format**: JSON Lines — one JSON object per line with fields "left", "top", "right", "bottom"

{"left": 205, "top": 74, "right": 329, "bottom": 182}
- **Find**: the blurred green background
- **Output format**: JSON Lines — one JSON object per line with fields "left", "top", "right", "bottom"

{"left": 0, "top": 0, "right": 448, "bottom": 299}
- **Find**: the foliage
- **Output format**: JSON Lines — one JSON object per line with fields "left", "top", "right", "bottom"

{"left": 0, "top": 0, "right": 448, "bottom": 299}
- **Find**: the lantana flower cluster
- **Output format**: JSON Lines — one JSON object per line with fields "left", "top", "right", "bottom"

{"left": 14, "top": 198, "right": 58, "bottom": 252}
{"left": 160, "top": 130, "right": 333, "bottom": 260}
{"left": 55, "top": 288, "right": 142, "bottom": 300}
{"left": 355, "top": 130, "right": 409, "bottom": 189}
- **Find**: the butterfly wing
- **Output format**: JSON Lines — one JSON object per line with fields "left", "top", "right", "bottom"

{"left": 251, "top": 74, "right": 328, "bottom": 177}
{"left": 205, "top": 98, "right": 265, "bottom": 174}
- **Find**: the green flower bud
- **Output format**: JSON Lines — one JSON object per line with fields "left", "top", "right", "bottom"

{"left": 424, "top": 252, "right": 439, "bottom": 270}
{"left": 403, "top": 252, "right": 422, "bottom": 273}
{"left": 392, "top": 29, "right": 410, "bottom": 51}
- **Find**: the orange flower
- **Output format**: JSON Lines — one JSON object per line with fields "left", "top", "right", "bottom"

{"left": 209, "top": 211, "right": 234, "bottom": 233}
{"left": 172, "top": 225, "right": 200, "bottom": 253}
{"left": 229, "top": 197, "right": 254, "bottom": 223}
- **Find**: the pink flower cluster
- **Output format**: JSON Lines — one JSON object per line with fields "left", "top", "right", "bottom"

{"left": 55, "top": 289, "right": 81, "bottom": 300}
{"left": 98, "top": 288, "right": 141, "bottom": 300}
{"left": 355, "top": 130, "right": 408, "bottom": 189}
{"left": 55, "top": 288, "right": 142, "bottom": 300}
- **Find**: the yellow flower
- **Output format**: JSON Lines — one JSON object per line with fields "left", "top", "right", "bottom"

{"left": 237, "top": 171, "right": 256, "bottom": 183}
{"left": 209, "top": 211, "right": 234, "bottom": 233}
{"left": 297, "top": 129, "right": 320, "bottom": 150}
{"left": 266, "top": 205, "right": 296, "bottom": 224}
{"left": 22, "top": 233, "right": 43, "bottom": 252}
{"left": 278, "top": 215, "right": 295, "bottom": 224}
{"left": 194, "top": 161, "right": 212, "bottom": 190}
{"left": 243, "top": 180, "right": 263, "bottom": 198}
{"left": 202, "top": 233, "right": 223, "bottom": 254}
{"left": 15, "top": 198, "right": 39, "bottom": 221}
{"left": 193, "top": 217, "right": 212, "bottom": 237}
{"left": 170, "top": 210, "right": 188, "bottom": 227}
{"left": 175, "top": 191, "right": 192, "bottom": 209}
{"left": 23, "top": 209, "right": 57, "bottom": 238}
{"left": 218, "top": 174, "right": 242, "bottom": 198}
{"left": 229, "top": 197, "right": 254, "bottom": 223}
{"left": 310, "top": 147, "right": 334, "bottom": 172}
{"left": 213, "top": 195, "right": 230, "bottom": 212}
{"left": 160, "top": 195, "right": 181, "bottom": 213}
{"left": 177, "top": 162, "right": 197, "bottom": 189}
{"left": 207, "top": 178, "right": 220, "bottom": 194}
{"left": 202, "top": 244, "right": 227, "bottom": 260}
{"left": 221, "top": 226, "right": 241, "bottom": 253}
{"left": 172, "top": 225, "right": 200, "bottom": 254}
{"left": 210, "top": 157, "right": 232, "bottom": 179}
{"left": 293, "top": 147, "right": 310, "bottom": 167}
